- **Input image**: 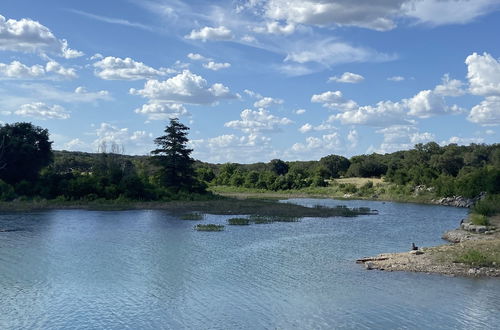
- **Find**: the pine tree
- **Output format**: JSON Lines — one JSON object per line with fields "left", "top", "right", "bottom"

{"left": 152, "top": 118, "right": 197, "bottom": 192}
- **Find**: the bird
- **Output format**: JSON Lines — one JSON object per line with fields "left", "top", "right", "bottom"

{"left": 411, "top": 242, "right": 418, "bottom": 251}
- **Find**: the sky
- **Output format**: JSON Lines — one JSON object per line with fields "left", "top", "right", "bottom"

{"left": 0, "top": 0, "right": 499, "bottom": 163}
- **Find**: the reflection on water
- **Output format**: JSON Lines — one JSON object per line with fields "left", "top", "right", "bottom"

{"left": 0, "top": 199, "right": 499, "bottom": 329}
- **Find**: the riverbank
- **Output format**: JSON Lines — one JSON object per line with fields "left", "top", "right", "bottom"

{"left": 357, "top": 215, "right": 500, "bottom": 277}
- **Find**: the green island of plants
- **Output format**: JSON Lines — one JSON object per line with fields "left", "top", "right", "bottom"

{"left": 195, "top": 224, "right": 224, "bottom": 231}
{"left": 227, "top": 218, "right": 250, "bottom": 225}
{"left": 180, "top": 213, "right": 204, "bottom": 220}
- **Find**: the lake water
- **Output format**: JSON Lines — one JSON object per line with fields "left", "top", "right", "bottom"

{"left": 1, "top": 199, "right": 499, "bottom": 329}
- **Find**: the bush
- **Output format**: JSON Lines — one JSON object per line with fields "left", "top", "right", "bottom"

{"left": 228, "top": 218, "right": 250, "bottom": 225}
{"left": 470, "top": 214, "right": 489, "bottom": 226}
{"left": 180, "top": 213, "right": 203, "bottom": 220}
{"left": 194, "top": 224, "right": 224, "bottom": 231}
{"left": 473, "top": 194, "right": 500, "bottom": 217}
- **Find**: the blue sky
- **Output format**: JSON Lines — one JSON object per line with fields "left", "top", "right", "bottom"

{"left": 0, "top": 0, "right": 499, "bottom": 163}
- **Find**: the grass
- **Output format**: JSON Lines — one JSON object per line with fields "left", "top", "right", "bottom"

{"left": 331, "top": 177, "right": 384, "bottom": 188}
{"left": 194, "top": 224, "right": 224, "bottom": 231}
{"left": 454, "top": 249, "right": 496, "bottom": 267}
{"left": 470, "top": 213, "right": 490, "bottom": 226}
{"left": 180, "top": 213, "right": 203, "bottom": 220}
{"left": 227, "top": 218, "right": 250, "bottom": 225}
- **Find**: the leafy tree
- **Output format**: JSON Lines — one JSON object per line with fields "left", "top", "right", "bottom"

{"left": 319, "top": 154, "right": 350, "bottom": 178}
{"left": 270, "top": 159, "right": 289, "bottom": 175}
{"left": 0, "top": 122, "right": 53, "bottom": 184}
{"left": 151, "top": 118, "right": 200, "bottom": 192}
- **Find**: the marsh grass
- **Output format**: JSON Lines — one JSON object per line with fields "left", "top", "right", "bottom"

{"left": 194, "top": 224, "right": 224, "bottom": 231}
{"left": 180, "top": 213, "right": 203, "bottom": 220}
{"left": 227, "top": 218, "right": 250, "bottom": 225}
{"left": 454, "top": 249, "right": 495, "bottom": 267}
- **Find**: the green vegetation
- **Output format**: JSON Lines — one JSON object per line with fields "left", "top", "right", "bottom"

{"left": 195, "top": 224, "right": 224, "bottom": 231}
{"left": 473, "top": 195, "right": 500, "bottom": 216}
{"left": 0, "top": 120, "right": 498, "bottom": 206}
{"left": 454, "top": 249, "right": 496, "bottom": 267}
{"left": 470, "top": 214, "right": 490, "bottom": 226}
{"left": 180, "top": 213, "right": 203, "bottom": 220}
{"left": 227, "top": 218, "right": 250, "bottom": 225}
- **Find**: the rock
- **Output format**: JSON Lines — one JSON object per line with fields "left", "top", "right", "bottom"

{"left": 365, "top": 262, "right": 374, "bottom": 270}
{"left": 410, "top": 250, "right": 424, "bottom": 255}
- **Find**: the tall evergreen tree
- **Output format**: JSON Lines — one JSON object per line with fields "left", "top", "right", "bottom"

{"left": 151, "top": 118, "right": 198, "bottom": 192}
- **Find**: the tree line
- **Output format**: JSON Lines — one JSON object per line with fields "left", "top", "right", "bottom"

{"left": 0, "top": 121, "right": 498, "bottom": 202}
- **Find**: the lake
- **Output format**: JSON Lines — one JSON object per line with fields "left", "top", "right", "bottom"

{"left": 1, "top": 199, "right": 499, "bottom": 329}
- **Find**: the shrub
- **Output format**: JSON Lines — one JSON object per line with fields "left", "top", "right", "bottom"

{"left": 470, "top": 214, "right": 489, "bottom": 226}
{"left": 473, "top": 194, "right": 500, "bottom": 217}
{"left": 180, "top": 213, "right": 203, "bottom": 220}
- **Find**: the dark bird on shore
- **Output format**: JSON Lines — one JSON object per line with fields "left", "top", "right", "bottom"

{"left": 411, "top": 242, "right": 418, "bottom": 251}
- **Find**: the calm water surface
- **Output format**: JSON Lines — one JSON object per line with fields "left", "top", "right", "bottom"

{"left": 0, "top": 199, "right": 499, "bottom": 329}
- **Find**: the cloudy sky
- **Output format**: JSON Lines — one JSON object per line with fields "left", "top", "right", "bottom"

{"left": 0, "top": 0, "right": 499, "bottom": 163}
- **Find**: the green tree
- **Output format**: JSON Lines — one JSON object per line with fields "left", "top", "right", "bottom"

{"left": 0, "top": 122, "right": 53, "bottom": 184}
{"left": 151, "top": 118, "right": 199, "bottom": 192}
{"left": 319, "top": 154, "right": 350, "bottom": 178}
{"left": 270, "top": 159, "right": 289, "bottom": 175}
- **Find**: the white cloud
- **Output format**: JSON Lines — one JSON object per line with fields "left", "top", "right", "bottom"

{"left": 402, "top": 0, "right": 499, "bottom": 26}
{"left": 185, "top": 26, "right": 233, "bottom": 41}
{"left": 45, "top": 60, "right": 77, "bottom": 79}
{"left": 466, "top": 52, "right": 500, "bottom": 96}
{"left": 63, "top": 138, "right": 88, "bottom": 151}
{"left": 372, "top": 125, "right": 435, "bottom": 153}
{"left": 187, "top": 53, "right": 209, "bottom": 61}
{"left": 285, "top": 39, "right": 395, "bottom": 66}
{"left": 130, "top": 70, "right": 236, "bottom": 105}
{"left": 347, "top": 129, "right": 358, "bottom": 148}
{"left": 0, "top": 60, "right": 76, "bottom": 79}
{"left": 441, "top": 136, "right": 485, "bottom": 146}
{"left": 260, "top": 0, "right": 402, "bottom": 31}
{"left": 94, "top": 123, "right": 153, "bottom": 155}
{"left": 244, "top": 89, "right": 263, "bottom": 99}
{"left": 14, "top": 102, "right": 69, "bottom": 119}
{"left": 387, "top": 76, "right": 405, "bottom": 82}
{"left": 328, "top": 72, "right": 365, "bottom": 84}
{"left": 406, "top": 90, "right": 448, "bottom": 118}
{"left": 434, "top": 74, "right": 465, "bottom": 96}
{"left": 0, "top": 61, "right": 45, "bottom": 79}
{"left": 298, "top": 122, "right": 336, "bottom": 133}
{"left": 468, "top": 96, "right": 500, "bottom": 126}
{"left": 254, "top": 21, "right": 296, "bottom": 35}
{"left": 299, "top": 123, "right": 313, "bottom": 133}
{"left": 203, "top": 61, "right": 231, "bottom": 71}
{"left": 12, "top": 83, "right": 111, "bottom": 104}
{"left": 295, "top": 109, "right": 306, "bottom": 115}
{"left": 311, "top": 90, "right": 358, "bottom": 111}
{"left": 329, "top": 100, "right": 410, "bottom": 126}
{"left": 93, "top": 56, "right": 174, "bottom": 80}
{"left": 225, "top": 108, "right": 292, "bottom": 134}
{"left": 134, "top": 102, "right": 188, "bottom": 120}
{"left": 0, "top": 14, "right": 83, "bottom": 58}
{"left": 253, "top": 96, "right": 284, "bottom": 108}
{"left": 290, "top": 133, "right": 343, "bottom": 156}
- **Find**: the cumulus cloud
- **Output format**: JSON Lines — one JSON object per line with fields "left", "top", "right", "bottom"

{"left": 187, "top": 53, "right": 209, "bottom": 61}
{"left": 203, "top": 61, "right": 231, "bottom": 71}
{"left": 468, "top": 96, "right": 500, "bottom": 126}
{"left": 311, "top": 90, "right": 358, "bottom": 111}
{"left": 347, "top": 129, "right": 359, "bottom": 148}
{"left": 14, "top": 102, "right": 69, "bottom": 119}
{"left": 441, "top": 136, "right": 485, "bottom": 146}
{"left": 434, "top": 74, "right": 466, "bottom": 96}
{"left": 225, "top": 108, "right": 292, "bottom": 134}
{"left": 371, "top": 125, "right": 435, "bottom": 153}
{"left": 134, "top": 102, "right": 188, "bottom": 120}
{"left": 466, "top": 52, "right": 500, "bottom": 96}
{"left": 253, "top": 96, "right": 284, "bottom": 108}
{"left": 254, "top": 21, "right": 296, "bottom": 35}
{"left": 0, "top": 14, "right": 83, "bottom": 58}
{"left": 328, "top": 72, "right": 365, "bottom": 83}
{"left": 185, "top": 26, "right": 233, "bottom": 41}
{"left": 130, "top": 70, "right": 236, "bottom": 105}
{"left": 94, "top": 123, "right": 153, "bottom": 154}
{"left": 330, "top": 100, "right": 410, "bottom": 126}
{"left": 298, "top": 122, "right": 336, "bottom": 133}
{"left": 290, "top": 133, "right": 343, "bottom": 156}
{"left": 93, "top": 56, "right": 174, "bottom": 80}
{"left": 0, "top": 60, "right": 76, "bottom": 79}
{"left": 295, "top": 109, "right": 306, "bottom": 115}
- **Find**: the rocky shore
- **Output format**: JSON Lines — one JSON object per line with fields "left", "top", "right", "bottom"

{"left": 357, "top": 215, "right": 500, "bottom": 277}
{"left": 431, "top": 192, "right": 486, "bottom": 208}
